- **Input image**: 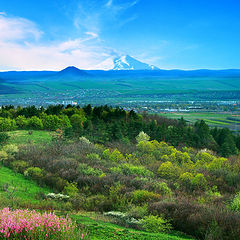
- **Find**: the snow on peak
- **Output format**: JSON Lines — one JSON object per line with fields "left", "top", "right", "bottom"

{"left": 95, "top": 55, "right": 159, "bottom": 70}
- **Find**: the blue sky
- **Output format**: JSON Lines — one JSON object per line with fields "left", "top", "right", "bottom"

{"left": 0, "top": 0, "right": 240, "bottom": 70}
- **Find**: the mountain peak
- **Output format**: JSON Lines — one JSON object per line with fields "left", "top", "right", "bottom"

{"left": 59, "top": 66, "right": 88, "bottom": 76}
{"left": 112, "top": 55, "right": 159, "bottom": 70}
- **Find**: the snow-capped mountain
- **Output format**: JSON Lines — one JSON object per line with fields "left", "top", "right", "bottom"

{"left": 96, "top": 55, "right": 159, "bottom": 70}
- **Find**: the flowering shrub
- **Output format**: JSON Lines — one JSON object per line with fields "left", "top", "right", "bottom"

{"left": 0, "top": 208, "right": 87, "bottom": 239}
{"left": 46, "top": 193, "right": 70, "bottom": 201}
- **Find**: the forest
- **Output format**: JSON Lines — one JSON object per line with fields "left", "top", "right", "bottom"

{"left": 0, "top": 104, "right": 240, "bottom": 239}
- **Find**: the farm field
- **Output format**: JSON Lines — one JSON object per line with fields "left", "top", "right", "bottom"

{"left": 159, "top": 112, "right": 240, "bottom": 131}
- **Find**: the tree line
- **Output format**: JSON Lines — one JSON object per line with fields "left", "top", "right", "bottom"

{"left": 0, "top": 104, "right": 239, "bottom": 157}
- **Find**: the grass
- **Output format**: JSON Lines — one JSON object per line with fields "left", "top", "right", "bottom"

{"left": 72, "top": 214, "right": 194, "bottom": 240}
{"left": 7, "top": 130, "right": 53, "bottom": 145}
{"left": 0, "top": 166, "right": 50, "bottom": 204}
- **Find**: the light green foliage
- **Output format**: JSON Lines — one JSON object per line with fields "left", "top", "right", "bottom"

{"left": 191, "top": 173, "right": 208, "bottom": 190}
{"left": 173, "top": 151, "right": 192, "bottom": 165}
{"left": 140, "top": 215, "right": 172, "bottom": 233}
{"left": 195, "top": 152, "right": 216, "bottom": 164}
{"left": 158, "top": 161, "right": 180, "bottom": 179}
{"left": 131, "top": 190, "right": 161, "bottom": 204}
{"left": 24, "top": 167, "right": 44, "bottom": 180}
{"left": 161, "top": 155, "right": 169, "bottom": 162}
{"left": 137, "top": 141, "right": 155, "bottom": 153}
{"left": 110, "top": 163, "right": 154, "bottom": 177}
{"left": 63, "top": 182, "right": 79, "bottom": 197}
{"left": 231, "top": 192, "right": 240, "bottom": 212}
{"left": 136, "top": 131, "right": 150, "bottom": 143}
{"left": 102, "top": 149, "right": 111, "bottom": 159}
{"left": 86, "top": 153, "right": 101, "bottom": 162}
{"left": 126, "top": 153, "right": 140, "bottom": 164}
{"left": 109, "top": 149, "right": 125, "bottom": 162}
{"left": 206, "top": 186, "right": 221, "bottom": 200}
{"left": 15, "top": 115, "right": 28, "bottom": 129}
{"left": 78, "top": 163, "right": 103, "bottom": 176}
{"left": 59, "top": 114, "right": 72, "bottom": 129}
{"left": 153, "top": 181, "right": 172, "bottom": 196}
{"left": 0, "top": 117, "right": 17, "bottom": 132}
{"left": 179, "top": 172, "right": 194, "bottom": 185}
{"left": 10, "top": 160, "right": 29, "bottom": 174}
{"left": 2, "top": 144, "right": 19, "bottom": 156}
{"left": 0, "top": 151, "right": 8, "bottom": 162}
{"left": 42, "top": 114, "right": 62, "bottom": 130}
{"left": 207, "top": 157, "right": 228, "bottom": 171}
{"left": 79, "top": 136, "right": 91, "bottom": 145}
{"left": 28, "top": 116, "right": 43, "bottom": 130}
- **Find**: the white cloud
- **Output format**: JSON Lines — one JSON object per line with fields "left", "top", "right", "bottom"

{"left": 85, "top": 32, "right": 99, "bottom": 39}
{"left": 0, "top": 14, "right": 42, "bottom": 41}
{"left": 0, "top": 14, "right": 116, "bottom": 71}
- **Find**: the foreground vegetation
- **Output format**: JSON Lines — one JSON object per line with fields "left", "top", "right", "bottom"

{"left": 0, "top": 105, "right": 240, "bottom": 239}
{"left": 0, "top": 167, "right": 190, "bottom": 240}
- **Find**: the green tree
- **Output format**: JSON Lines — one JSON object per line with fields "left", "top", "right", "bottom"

{"left": 27, "top": 116, "right": 43, "bottom": 130}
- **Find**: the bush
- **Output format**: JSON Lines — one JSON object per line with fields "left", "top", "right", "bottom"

{"left": 127, "top": 205, "right": 148, "bottom": 220}
{"left": 157, "top": 161, "right": 180, "bottom": 180}
{"left": 78, "top": 163, "right": 103, "bottom": 176}
{"left": 136, "top": 131, "right": 150, "bottom": 143}
{"left": 110, "top": 163, "right": 154, "bottom": 177}
{"left": 84, "top": 194, "right": 113, "bottom": 211}
{"left": 152, "top": 181, "right": 172, "bottom": 196}
{"left": 149, "top": 200, "right": 240, "bottom": 240}
{"left": 104, "top": 211, "right": 141, "bottom": 229}
{"left": 140, "top": 215, "right": 172, "bottom": 233}
{"left": 0, "top": 151, "right": 8, "bottom": 164}
{"left": 10, "top": 160, "right": 29, "bottom": 174}
{"left": 43, "top": 174, "right": 68, "bottom": 192}
{"left": 131, "top": 190, "right": 161, "bottom": 204}
{"left": 63, "top": 182, "right": 79, "bottom": 197}
{"left": 24, "top": 167, "right": 44, "bottom": 180}
{"left": 2, "top": 144, "right": 19, "bottom": 156}
{"left": 230, "top": 192, "right": 240, "bottom": 212}
{"left": 46, "top": 193, "right": 70, "bottom": 201}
